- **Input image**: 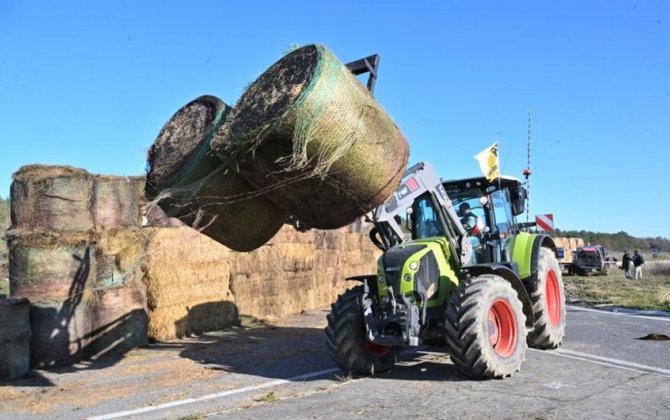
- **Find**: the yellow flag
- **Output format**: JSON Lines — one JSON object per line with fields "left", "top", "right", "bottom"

{"left": 474, "top": 142, "right": 499, "bottom": 181}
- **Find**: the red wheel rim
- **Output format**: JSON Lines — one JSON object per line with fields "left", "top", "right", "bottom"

{"left": 364, "top": 340, "right": 391, "bottom": 357}
{"left": 545, "top": 269, "right": 561, "bottom": 327}
{"left": 487, "top": 299, "right": 517, "bottom": 358}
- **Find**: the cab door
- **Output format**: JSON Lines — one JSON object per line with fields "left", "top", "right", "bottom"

{"left": 490, "top": 189, "right": 515, "bottom": 262}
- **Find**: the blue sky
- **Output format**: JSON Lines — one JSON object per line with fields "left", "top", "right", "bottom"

{"left": 1, "top": 1, "right": 668, "bottom": 238}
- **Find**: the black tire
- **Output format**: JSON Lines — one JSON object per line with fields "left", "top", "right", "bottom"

{"left": 445, "top": 275, "right": 527, "bottom": 379}
{"left": 526, "top": 247, "right": 567, "bottom": 349}
{"left": 326, "top": 286, "right": 398, "bottom": 375}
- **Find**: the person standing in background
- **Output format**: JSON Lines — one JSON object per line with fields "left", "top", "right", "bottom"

{"left": 622, "top": 251, "right": 632, "bottom": 279}
{"left": 632, "top": 250, "right": 645, "bottom": 280}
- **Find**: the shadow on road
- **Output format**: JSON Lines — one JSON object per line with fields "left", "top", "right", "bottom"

{"left": 151, "top": 316, "right": 469, "bottom": 383}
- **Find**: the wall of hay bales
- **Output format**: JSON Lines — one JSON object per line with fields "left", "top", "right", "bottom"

{"left": 8, "top": 165, "right": 149, "bottom": 367}
{"left": 228, "top": 224, "right": 379, "bottom": 320}
{"left": 141, "top": 223, "right": 380, "bottom": 341}
{"left": 7, "top": 164, "right": 381, "bottom": 351}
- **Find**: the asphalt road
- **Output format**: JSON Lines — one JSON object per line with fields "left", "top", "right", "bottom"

{"left": 3, "top": 305, "right": 669, "bottom": 419}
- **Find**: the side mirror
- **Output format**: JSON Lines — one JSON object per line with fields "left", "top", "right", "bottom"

{"left": 509, "top": 186, "right": 526, "bottom": 216}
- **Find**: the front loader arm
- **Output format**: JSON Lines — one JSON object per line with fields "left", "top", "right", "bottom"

{"left": 369, "top": 161, "right": 472, "bottom": 265}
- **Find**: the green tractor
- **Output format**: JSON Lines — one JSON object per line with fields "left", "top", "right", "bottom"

{"left": 326, "top": 162, "right": 565, "bottom": 379}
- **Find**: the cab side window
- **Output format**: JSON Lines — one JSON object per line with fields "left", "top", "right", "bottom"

{"left": 411, "top": 194, "right": 444, "bottom": 239}
{"left": 492, "top": 190, "right": 513, "bottom": 237}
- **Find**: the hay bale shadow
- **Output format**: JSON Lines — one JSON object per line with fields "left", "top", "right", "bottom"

{"left": 173, "top": 301, "right": 240, "bottom": 338}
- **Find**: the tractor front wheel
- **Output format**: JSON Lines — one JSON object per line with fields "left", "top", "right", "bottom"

{"left": 445, "top": 274, "right": 527, "bottom": 379}
{"left": 326, "top": 286, "right": 398, "bottom": 375}
{"left": 526, "top": 247, "right": 567, "bottom": 349}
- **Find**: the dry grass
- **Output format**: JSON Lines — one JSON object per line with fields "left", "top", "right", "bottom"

{"left": 563, "top": 261, "right": 670, "bottom": 311}
{"left": 0, "top": 346, "right": 226, "bottom": 416}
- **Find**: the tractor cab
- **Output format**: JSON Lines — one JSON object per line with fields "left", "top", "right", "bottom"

{"left": 442, "top": 176, "right": 527, "bottom": 264}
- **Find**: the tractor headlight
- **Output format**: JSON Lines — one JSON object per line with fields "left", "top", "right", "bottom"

{"left": 409, "top": 261, "right": 418, "bottom": 271}
{"left": 378, "top": 275, "right": 385, "bottom": 283}
{"left": 403, "top": 273, "right": 412, "bottom": 282}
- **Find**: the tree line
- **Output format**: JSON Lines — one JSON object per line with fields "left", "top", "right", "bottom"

{"left": 552, "top": 228, "right": 669, "bottom": 254}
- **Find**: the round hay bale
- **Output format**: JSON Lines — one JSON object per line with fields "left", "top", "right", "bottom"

{"left": 11, "top": 165, "right": 94, "bottom": 232}
{"left": 553, "top": 237, "right": 565, "bottom": 249}
{"left": 568, "top": 238, "right": 577, "bottom": 252}
{"left": 212, "top": 44, "right": 409, "bottom": 229}
{"left": 145, "top": 95, "right": 288, "bottom": 252}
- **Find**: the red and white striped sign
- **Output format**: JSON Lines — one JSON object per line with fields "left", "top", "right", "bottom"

{"left": 535, "top": 214, "right": 554, "bottom": 231}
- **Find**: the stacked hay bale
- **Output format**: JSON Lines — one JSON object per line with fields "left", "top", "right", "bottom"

{"left": 141, "top": 227, "right": 236, "bottom": 341}
{"left": 141, "top": 223, "right": 381, "bottom": 339}
{"left": 210, "top": 224, "right": 380, "bottom": 321}
{"left": 8, "top": 165, "right": 148, "bottom": 367}
{"left": 212, "top": 44, "right": 409, "bottom": 229}
{"left": 0, "top": 298, "right": 30, "bottom": 380}
{"left": 554, "top": 237, "right": 585, "bottom": 264}
{"left": 568, "top": 237, "right": 585, "bottom": 255}
{"left": 553, "top": 237, "right": 569, "bottom": 262}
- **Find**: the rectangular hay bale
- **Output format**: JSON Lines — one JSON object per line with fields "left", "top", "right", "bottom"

{"left": 0, "top": 298, "right": 31, "bottom": 380}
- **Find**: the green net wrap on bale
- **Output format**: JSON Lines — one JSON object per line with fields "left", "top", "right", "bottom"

{"left": 145, "top": 95, "right": 289, "bottom": 252}
{"left": 211, "top": 44, "right": 409, "bottom": 229}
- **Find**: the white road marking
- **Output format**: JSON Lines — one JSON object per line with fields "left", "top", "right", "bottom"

{"left": 533, "top": 348, "right": 670, "bottom": 378}
{"left": 90, "top": 307, "right": 670, "bottom": 419}
{"left": 87, "top": 367, "right": 339, "bottom": 420}
{"left": 567, "top": 304, "right": 670, "bottom": 322}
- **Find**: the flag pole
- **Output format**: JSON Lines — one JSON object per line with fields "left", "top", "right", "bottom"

{"left": 523, "top": 110, "right": 532, "bottom": 224}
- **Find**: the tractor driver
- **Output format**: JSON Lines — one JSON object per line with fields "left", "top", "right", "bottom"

{"left": 458, "top": 202, "right": 483, "bottom": 236}
{"left": 458, "top": 201, "right": 487, "bottom": 263}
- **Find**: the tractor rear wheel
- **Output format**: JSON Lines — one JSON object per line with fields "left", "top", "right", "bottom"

{"left": 526, "top": 247, "right": 566, "bottom": 349}
{"left": 445, "top": 274, "right": 527, "bottom": 379}
{"left": 326, "top": 286, "right": 398, "bottom": 375}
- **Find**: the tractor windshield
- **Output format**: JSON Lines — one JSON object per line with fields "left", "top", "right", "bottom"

{"left": 411, "top": 194, "right": 445, "bottom": 239}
